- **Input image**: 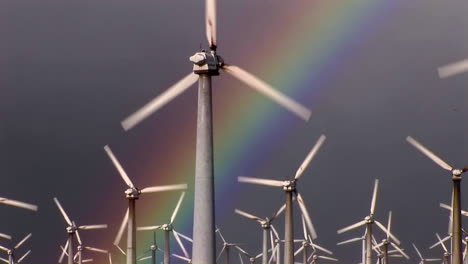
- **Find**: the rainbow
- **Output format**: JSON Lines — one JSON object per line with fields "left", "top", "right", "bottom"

{"left": 98, "top": 0, "right": 394, "bottom": 262}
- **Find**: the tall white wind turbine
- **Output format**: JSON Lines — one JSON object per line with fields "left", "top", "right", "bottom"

{"left": 119, "top": 0, "right": 312, "bottom": 262}
{"left": 238, "top": 135, "right": 326, "bottom": 264}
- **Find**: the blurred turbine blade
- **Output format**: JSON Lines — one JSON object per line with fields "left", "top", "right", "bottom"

{"left": 438, "top": 59, "right": 468, "bottom": 78}
{"left": 295, "top": 135, "right": 326, "bottom": 180}
{"left": 390, "top": 242, "right": 409, "bottom": 259}
{"left": 318, "top": 256, "right": 338, "bottom": 261}
{"left": 138, "top": 255, "right": 152, "bottom": 261}
{"left": 239, "top": 253, "right": 244, "bottom": 264}
{"left": 59, "top": 240, "right": 69, "bottom": 263}
{"left": 337, "top": 220, "right": 367, "bottom": 234}
{"left": 440, "top": 203, "right": 452, "bottom": 211}
{"left": 312, "top": 242, "right": 333, "bottom": 255}
{"left": 114, "top": 209, "right": 129, "bottom": 245}
{"left": 176, "top": 232, "right": 193, "bottom": 243}
{"left": 0, "top": 197, "right": 37, "bottom": 211}
{"left": 296, "top": 193, "right": 317, "bottom": 239}
{"left": 0, "top": 257, "right": 8, "bottom": 264}
{"left": 103, "top": 145, "right": 135, "bottom": 188}
{"left": 294, "top": 245, "right": 304, "bottom": 256}
{"left": 301, "top": 215, "right": 308, "bottom": 240}
{"left": 386, "top": 211, "right": 392, "bottom": 240}
{"left": 137, "top": 225, "right": 162, "bottom": 231}
{"left": 222, "top": 64, "right": 311, "bottom": 121}
{"left": 216, "top": 227, "right": 226, "bottom": 243}
{"left": 0, "top": 233, "right": 10, "bottom": 240}
{"left": 425, "top": 259, "right": 442, "bottom": 262}
{"left": 375, "top": 220, "right": 400, "bottom": 245}
{"left": 79, "top": 224, "right": 108, "bottom": 230}
{"left": 0, "top": 246, "right": 8, "bottom": 253}
{"left": 217, "top": 245, "right": 226, "bottom": 261}
{"left": 85, "top": 246, "right": 108, "bottom": 254}
{"left": 141, "top": 184, "right": 188, "bottom": 194}
{"left": 412, "top": 243, "right": 423, "bottom": 260}
{"left": 53, "top": 197, "right": 73, "bottom": 226}
{"left": 172, "top": 253, "right": 191, "bottom": 262}
{"left": 116, "top": 244, "right": 127, "bottom": 256}
{"left": 75, "top": 229, "right": 83, "bottom": 245}
{"left": 17, "top": 250, "right": 31, "bottom": 263}
{"left": 82, "top": 259, "right": 94, "bottom": 263}
{"left": 173, "top": 230, "right": 189, "bottom": 258}
{"left": 108, "top": 253, "right": 113, "bottom": 264}
{"left": 337, "top": 237, "right": 363, "bottom": 246}
{"left": 430, "top": 235, "right": 451, "bottom": 249}
{"left": 235, "top": 245, "right": 250, "bottom": 257}
{"left": 121, "top": 73, "right": 198, "bottom": 130}
{"left": 238, "top": 176, "right": 283, "bottom": 187}
{"left": 14, "top": 233, "right": 32, "bottom": 249}
{"left": 271, "top": 224, "right": 280, "bottom": 240}
{"left": 270, "top": 203, "right": 286, "bottom": 221}
{"left": 406, "top": 136, "right": 453, "bottom": 171}
{"left": 235, "top": 209, "right": 263, "bottom": 222}
{"left": 370, "top": 179, "right": 379, "bottom": 215}
{"left": 205, "top": 0, "right": 216, "bottom": 48}
{"left": 436, "top": 233, "right": 448, "bottom": 252}
{"left": 170, "top": 192, "right": 186, "bottom": 224}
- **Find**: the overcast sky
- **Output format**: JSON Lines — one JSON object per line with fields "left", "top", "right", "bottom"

{"left": 0, "top": 0, "right": 468, "bottom": 263}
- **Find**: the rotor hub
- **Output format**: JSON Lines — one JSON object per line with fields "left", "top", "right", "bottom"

{"left": 190, "top": 50, "right": 223, "bottom": 75}
{"left": 78, "top": 245, "right": 83, "bottom": 251}
{"left": 162, "top": 224, "right": 173, "bottom": 231}
{"left": 151, "top": 245, "right": 157, "bottom": 251}
{"left": 7, "top": 250, "right": 12, "bottom": 256}
{"left": 365, "top": 216, "right": 374, "bottom": 223}
{"left": 125, "top": 188, "right": 140, "bottom": 199}
{"left": 67, "top": 225, "right": 77, "bottom": 233}
{"left": 261, "top": 220, "right": 271, "bottom": 229}
{"left": 282, "top": 180, "right": 296, "bottom": 192}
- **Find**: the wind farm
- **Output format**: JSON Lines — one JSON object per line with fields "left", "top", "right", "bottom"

{"left": 1, "top": 0, "right": 468, "bottom": 264}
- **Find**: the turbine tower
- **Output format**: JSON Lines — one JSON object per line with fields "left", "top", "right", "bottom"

{"left": 104, "top": 145, "right": 188, "bottom": 264}
{"left": 54, "top": 197, "right": 107, "bottom": 264}
{"left": 234, "top": 203, "right": 285, "bottom": 264}
{"left": 238, "top": 135, "right": 326, "bottom": 264}
{"left": 337, "top": 179, "right": 400, "bottom": 264}
{"left": 137, "top": 192, "right": 190, "bottom": 264}
{"left": 407, "top": 136, "right": 468, "bottom": 264}
{"left": 119, "top": 0, "right": 312, "bottom": 262}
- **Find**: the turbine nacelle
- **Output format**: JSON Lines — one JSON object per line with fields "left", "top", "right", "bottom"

{"left": 161, "top": 224, "right": 173, "bottom": 231}
{"left": 261, "top": 219, "right": 271, "bottom": 229}
{"left": 150, "top": 245, "right": 157, "bottom": 251}
{"left": 452, "top": 169, "right": 464, "bottom": 177}
{"left": 66, "top": 225, "right": 78, "bottom": 234}
{"left": 282, "top": 180, "right": 296, "bottom": 192}
{"left": 190, "top": 51, "right": 223, "bottom": 75}
{"left": 364, "top": 215, "right": 374, "bottom": 223}
{"left": 125, "top": 188, "right": 140, "bottom": 199}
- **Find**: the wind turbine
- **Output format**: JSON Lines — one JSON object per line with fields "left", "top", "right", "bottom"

{"left": 438, "top": 59, "right": 468, "bottom": 78}
{"left": 0, "top": 197, "right": 37, "bottom": 212}
{"left": 137, "top": 191, "right": 189, "bottom": 264}
{"left": 294, "top": 216, "right": 333, "bottom": 264}
{"left": 431, "top": 233, "right": 451, "bottom": 264}
{"left": 406, "top": 136, "right": 467, "bottom": 264}
{"left": 373, "top": 211, "right": 409, "bottom": 264}
{"left": 73, "top": 243, "right": 109, "bottom": 264}
{"left": 234, "top": 203, "right": 285, "bottom": 264}
{"left": 413, "top": 244, "right": 441, "bottom": 264}
{"left": 238, "top": 135, "right": 326, "bottom": 264}
{"left": 54, "top": 197, "right": 107, "bottom": 264}
{"left": 337, "top": 179, "right": 400, "bottom": 264}
{"left": 216, "top": 227, "right": 244, "bottom": 264}
{"left": 119, "top": 0, "right": 312, "bottom": 262}
{"left": 307, "top": 252, "right": 338, "bottom": 264}
{"left": 137, "top": 232, "right": 159, "bottom": 264}
{"left": 104, "top": 145, "right": 188, "bottom": 264}
{"left": 0, "top": 234, "right": 31, "bottom": 264}
{"left": 337, "top": 231, "right": 366, "bottom": 264}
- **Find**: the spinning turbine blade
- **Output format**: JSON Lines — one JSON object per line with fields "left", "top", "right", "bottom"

{"left": 205, "top": 0, "right": 216, "bottom": 48}
{"left": 85, "top": 246, "right": 108, "bottom": 254}
{"left": 438, "top": 59, "right": 468, "bottom": 78}
{"left": 337, "top": 220, "right": 367, "bottom": 234}
{"left": 216, "top": 227, "right": 226, "bottom": 243}
{"left": 406, "top": 136, "right": 453, "bottom": 171}
{"left": 311, "top": 241, "right": 333, "bottom": 255}
{"left": 375, "top": 220, "right": 400, "bottom": 245}
{"left": 171, "top": 192, "right": 186, "bottom": 224}
{"left": 140, "top": 184, "right": 188, "bottom": 194}
{"left": 116, "top": 244, "right": 127, "bottom": 256}
{"left": 235, "top": 209, "right": 263, "bottom": 222}
{"left": 137, "top": 225, "right": 162, "bottom": 231}
{"left": 386, "top": 211, "right": 392, "bottom": 239}
{"left": 82, "top": 259, "right": 94, "bottom": 263}
{"left": 217, "top": 245, "right": 227, "bottom": 261}
{"left": 59, "top": 240, "right": 69, "bottom": 263}
{"left": 296, "top": 193, "right": 317, "bottom": 239}
{"left": 173, "top": 230, "right": 189, "bottom": 258}
{"left": 412, "top": 243, "right": 423, "bottom": 260}
{"left": 390, "top": 242, "right": 410, "bottom": 259}
{"left": 236, "top": 245, "right": 250, "bottom": 257}
{"left": 430, "top": 235, "right": 451, "bottom": 249}
{"left": 0, "top": 246, "right": 8, "bottom": 253}
{"left": 370, "top": 179, "right": 379, "bottom": 215}
{"left": 17, "top": 250, "right": 31, "bottom": 263}
{"left": 436, "top": 233, "right": 448, "bottom": 252}
{"left": 114, "top": 209, "right": 129, "bottom": 245}
{"left": 318, "top": 256, "right": 338, "bottom": 261}
{"left": 121, "top": 73, "right": 198, "bottom": 130}
{"left": 173, "top": 253, "right": 191, "bottom": 262}
{"left": 108, "top": 253, "right": 112, "bottom": 264}
{"left": 0, "top": 257, "right": 7, "bottom": 264}
{"left": 0, "top": 197, "right": 37, "bottom": 211}
{"left": 294, "top": 245, "right": 304, "bottom": 256}
{"left": 295, "top": 135, "right": 326, "bottom": 180}
{"left": 301, "top": 215, "right": 308, "bottom": 240}
{"left": 222, "top": 64, "right": 312, "bottom": 121}
{"left": 176, "top": 232, "right": 193, "bottom": 243}
{"left": 270, "top": 203, "right": 286, "bottom": 221}
{"left": 103, "top": 145, "right": 135, "bottom": 188}
{"left": 425, "top": 259, "right": 442, "bottom": 262}
{"left": 15, "top": 233, "right": 32, "bottom": 249}
{"left": 138, "top": 255, "right": 152, "bottom": 261}
{"left": 239, "top": 253, "right": 244, "bottom": 264}
{"left": 75, "top": 229, "right": 83, "bottom": 245}
{"left": 0, "top": 233, "right": 10, "bottom": 240}
{"left": 337, "top": 237, "right": 363, "bottom": 245}
{"left": 440, "top": 203, "right": 468, "bottom": 217}
{"left": 79, "top": 224, "right": 108, "bottom": 230}
{"left": 238, "top": 176, "right": 283, "bottom": 187}
{"left": 53, "top": 198, "right": 72, "bottom": 226}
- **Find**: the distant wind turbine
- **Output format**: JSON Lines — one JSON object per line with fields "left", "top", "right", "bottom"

{"left": 0, "top": 234, "right": 31, "bottom": 264}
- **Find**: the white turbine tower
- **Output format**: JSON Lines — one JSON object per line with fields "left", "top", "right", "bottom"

{"left": 238, "top": 135, "right": 326, "bottom": 264}
{"left": 104, "top": 145, "right": 188, "bottom": 264}
{"left": 54, "top": 197, "right": 107, "bottom": 264}
{"left": 119, "top": 0, "right": 312, "bottom": 263}
{"left": 0, "top": 234, "right": 31, "bottom": 264}
{"left": 234, "top": 204, "right": 285, "bottom": 264}
{"left": 137, "top": 192, "right": 190, "bottom": 264}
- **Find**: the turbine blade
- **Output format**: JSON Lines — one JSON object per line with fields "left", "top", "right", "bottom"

{"left": 406, "top": 136, "right": 453, "bottom": 171}
{"left": 312, "top": 242, "right": 333, "bottom": 255}
{"left": 121, "top": 73, "right": 198, "bottom": 130}
{"left": 436, "top": 233, "right": 448, "bottom": 252}
{"left": 0, "top": 233, "right": 10, "bottom": 240}
{"left": 205, "top": 0, "right": 216, "bottom": 48}
{"left": 370, "top": 179, "right": 379, "bottom": 215}
{"left": 85, "top": 246, "right": 108, "bottom": 254}
{"left": 337, "top": 220, "right": 367, "bottom": 234}
{"left": 176, "top": 232, "right": 193, "bottom": 243}
{"left": 53, "top": 197, "right": 73, "bottom": 226}
{"left": 270, "top": 203, "right": 286, "bottom": 221}
{"left": 294, "top": 245, "right": 305, "bottom": 256}
{"left": 82, "top": 259, "right": 94, "bottom": 263}
{"left": 217, "top": 245, "right": 227, "bottom": 261}
{"left": 108, "top": 253, "right": 113, "bottom": 264}
{"left": 79, "top": 224, "right": 108, "bottom": 230}
{"left": 386, "top": 211, "right": 392, "bottom": 240}
{"left": 318, "top": 256, "right": 338, "bottom": 261}
{"left": 337, "top": 237, "right": 363, "bottom": 246}
{"left": 173, "top": 230, "right": 189, "bottom": 258}
{"left": 238, "top": 176, "right": 283, "bottom": 187}
{"left": 138, "top": 255, "right": 152, "bottom": 261}
{"left": 216, "top": 227, "right": 226, "bottom": 243}
{"left": 0, "top": 246, "right": 8, "bottom": 253}
{"left": 412, "top": 243, "right": 423, "bottom": 260}
{"left": 0, "top": 197, "right": 37, "bottom": 211}
{"left": 137, "top": 225, "right": 162, "bottom": 231}
{"left": 14, "top": 233, "right": 32, "bottom": 249}
{"left": 59, "top": 240, "right": 69, "bottom": 263}
{"left": 114, "top": 209, "right": 129, "bottom": 246}
{"left": 438, "top": 59, "right": 468, "bottom": 78}
{"left": 0, "top": 257, "right": 8, "bottom": 264}
{"left": 222, "top": 64, "right": 311, "bottom": 121}
{"left": 170, "top": 192, "right": 186, "bottom": 224}
{"left": 375, "top": 220, "right": 401, "bottom": 245}
{"left": 140, "top": 184, "right": 188, "bottom": 194}
{"left": 235, "top": 209, "right": 263, "bottom": 222}
{"left": 295, "top": 135, "right": 326, "bottom": 180}
{"left": 116, "top": 244, "right": 127, "bottom": 256}
{"left": 301, "top": 215, "right": 308, "bottom": 240}
{"left": 296, "top": 193, "right": 317, "bottom": 239}
{"left": 75, "top": 229, "right": 83, "bottom": 245}
{"left": 425, "top": 259, "right": 442, "bottom": 262}
{"left": 17, "top": 250, "right": 31, "bottom": 263}
{"left": 103, "top": 145, "right": 135, "bottom": 188}
{"left": 430, "top": 235, "right": 451, "bottom": 249}
{"left": 271, "top": 224, "right": 280, "bottom": 240}
{"left": 235, "top": 245, "right": 250, "bottom": 257}
{"left": 172, "top": 253, "right": 191, "bottom": 262}
{"left": 390, "top": 242, "right": 409, "bottom": 259}
{"left": 239, "top": 253, "right": 244, "bottom": 264}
